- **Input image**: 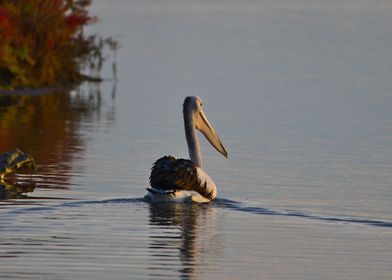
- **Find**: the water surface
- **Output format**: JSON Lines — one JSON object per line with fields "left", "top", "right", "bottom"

{"left": 1, "top": 0, "right": 391, "bottom": 279}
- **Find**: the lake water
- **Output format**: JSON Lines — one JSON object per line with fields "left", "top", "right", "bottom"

{"left": 1, "top": 0, "right": 391, "bottom": 279}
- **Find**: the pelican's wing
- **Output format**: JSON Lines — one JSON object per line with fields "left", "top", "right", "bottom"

{"left": 193, "top": 166, "right": 217, "bottom": 200}
{"left": 149, "top": 156, "right": 217, "bottom": 200}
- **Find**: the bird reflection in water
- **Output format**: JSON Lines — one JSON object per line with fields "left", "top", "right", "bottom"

{"left": 148, "top": 203, "right": 223, "bottom": 279}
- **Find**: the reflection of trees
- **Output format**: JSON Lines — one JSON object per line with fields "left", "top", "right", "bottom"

{"left": 0, "top": 84, "right": 113, "bottom": 195}
{"left": 148, "top": 203, "right": 222, "bottom": 279}
{"left": 0, "top": 180, "right": 35, "bottom": 200}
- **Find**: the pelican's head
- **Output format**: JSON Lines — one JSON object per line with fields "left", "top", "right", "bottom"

{"left": 183, "top": 96, "right": 228, "bottom": 158}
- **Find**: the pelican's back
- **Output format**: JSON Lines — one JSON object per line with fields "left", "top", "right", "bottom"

{"left": 149, "top": 156, "right": 217, "bottom": 200}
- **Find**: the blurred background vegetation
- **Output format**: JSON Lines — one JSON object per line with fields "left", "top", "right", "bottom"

{"left": 0, "top": 0, "right": 109, "bottom": 90}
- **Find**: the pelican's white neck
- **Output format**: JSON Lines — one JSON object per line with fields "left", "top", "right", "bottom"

{"left": 184, "top": 109, "right": 203, "bottom": 168}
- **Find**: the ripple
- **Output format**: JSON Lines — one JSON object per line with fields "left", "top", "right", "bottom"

{"left": 213, "top": 198, "right": 392, "bottom": 228}
{"left": 1, "top": 196, "right": 391, "bottom": 229}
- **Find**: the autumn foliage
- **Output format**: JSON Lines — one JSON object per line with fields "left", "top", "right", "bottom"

{"left": 0, "top": 0, "right": 99, "bottom": 89}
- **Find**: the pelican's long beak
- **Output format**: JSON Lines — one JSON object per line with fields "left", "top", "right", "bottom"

{"left": 197, "top": 109, "right": 228, "bottom": 158}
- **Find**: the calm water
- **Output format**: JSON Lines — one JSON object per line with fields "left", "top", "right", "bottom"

{"left": 1, "top": 0, "right": 392, "bottom": 279}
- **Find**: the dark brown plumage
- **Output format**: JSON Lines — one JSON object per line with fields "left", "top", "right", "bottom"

{"left": 148, "top": 156, "right": 215, "bottom": 200}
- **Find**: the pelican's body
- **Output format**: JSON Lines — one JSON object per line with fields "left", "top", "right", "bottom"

{"left": 147, "top": 96, "right": 227, "bottom": 203}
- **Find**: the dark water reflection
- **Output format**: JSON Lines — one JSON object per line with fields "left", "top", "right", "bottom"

{"left": 0, "top": 83, "right": 115, "bottom": 199}
{"left": 148, "top": 203, "right": 221, "bottom": 279}
{"left": 0, "top": 180, "right": 35, "bottom": 200}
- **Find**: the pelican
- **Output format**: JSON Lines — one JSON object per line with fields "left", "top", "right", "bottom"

{"left": 147, "top": 96, "right": 228, "bottom": 203}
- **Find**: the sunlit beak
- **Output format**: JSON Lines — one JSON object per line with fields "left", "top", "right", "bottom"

{"left": 197, "top": 109, "right": 228, "bottom": 158}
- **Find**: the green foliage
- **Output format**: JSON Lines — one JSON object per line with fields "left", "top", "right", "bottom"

{"left": 0, "top": 0, "right": 101, "bottom": 89}
{"left": 0, "top": 148, "right": 35, "bottom": 179}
